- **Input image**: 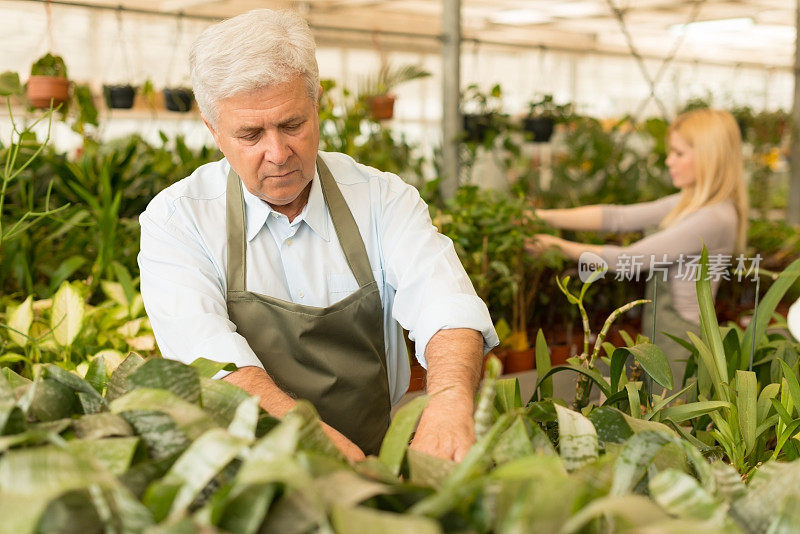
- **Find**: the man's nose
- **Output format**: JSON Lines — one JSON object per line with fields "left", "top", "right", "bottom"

{"left": 262, "top": 131, "right": 291, "bottom": 166}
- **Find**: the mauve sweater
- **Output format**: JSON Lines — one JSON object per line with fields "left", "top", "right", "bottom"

{"left": 598, "top": 194, "right": 738, "bottom": 324}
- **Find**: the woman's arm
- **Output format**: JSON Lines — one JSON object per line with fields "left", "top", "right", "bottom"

{"left": 526, "top": 234, "right": 603, "bottom": 261}
{"left": 534, "top": 206, "right": 604, "bottom": 232}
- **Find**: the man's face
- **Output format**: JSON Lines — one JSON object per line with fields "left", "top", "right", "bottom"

{"left": 205, "top": 77, "right": 321, "bottom": 214}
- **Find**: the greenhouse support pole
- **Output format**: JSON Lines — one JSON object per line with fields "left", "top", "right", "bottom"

{"left": 790, "top": 0, "right": 800, "bottom": 224}
{"left": 440, "top": 0, "right": 461, "bottom": 200}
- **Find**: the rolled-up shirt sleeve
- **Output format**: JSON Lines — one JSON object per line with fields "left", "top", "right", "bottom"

{"left": 375, "top": 173, "right": 498, "bottom": 367}
{"left": 138, "top": 202, "right": 263, "bottom": 377}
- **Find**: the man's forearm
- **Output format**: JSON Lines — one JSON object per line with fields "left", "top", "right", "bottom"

{"left": 424, "top": 328, "right": 484, "bottom": 400}
{"left": 222, "top": 366, "right": 296, "bottom": 417}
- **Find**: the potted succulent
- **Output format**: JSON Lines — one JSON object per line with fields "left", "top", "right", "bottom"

{"left": 27, "top": 52, "right": 70, "bottom": 109}
{"left": 162, "top": 86, "right": 194, "bottom": 112}
{"left": 103, "top": 84, "right": 136, "bottom": 109}
{"left": 522, "top": 94, "right": 570, "bottom": 143}
{"left": 359, "top": 62, "right": 430, "bottom": 121}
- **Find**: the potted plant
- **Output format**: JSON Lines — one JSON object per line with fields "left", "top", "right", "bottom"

{"left": 461, "top": 83, "right": 511, "bottom": 144}
{"left": 103, "top": 84, "right": 136, "bottom": 109}
{"left": 359, "top": 62, "right": 430, "bottom": 121}
{"left": 522, "top": 94, "right": 570, "bottom": 143}
{"left": 162, "top": 86, "right": 194, "bottom": 112}
{"left": 27, "top": 52, "right": 70, "bottom": 109}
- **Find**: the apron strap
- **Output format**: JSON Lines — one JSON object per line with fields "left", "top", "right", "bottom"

{"left": 225, "top": 165, "right": 247, "bottom": 292}
{"left": 316, "top": 156, "right": 375, "bottom": 288}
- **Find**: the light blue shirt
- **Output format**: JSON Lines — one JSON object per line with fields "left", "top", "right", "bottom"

{"left": 138, "top": 151, "right": 498, "bottom": 403}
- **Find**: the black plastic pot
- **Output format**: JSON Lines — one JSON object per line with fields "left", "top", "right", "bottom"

{"left": 163, "top": 87, "right": 194, "bottom": 112}
{"left": 522, "top": 116, "right": 555, "bottom": 143}
{"left": 103, "top": 84, "right": 136, "bottom": 109}
{"left": 463, "top": 113, "right": 493, "bottom": 143}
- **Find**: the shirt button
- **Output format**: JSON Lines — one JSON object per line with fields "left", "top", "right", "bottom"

{"left": 298, "top": 291, "right": 305, "bottom": 298}
{"left": 286, "top": 238, "right": 292, "bottom": 246}
{"left": 272, "top": 212, "right": 280, "bottom": 218}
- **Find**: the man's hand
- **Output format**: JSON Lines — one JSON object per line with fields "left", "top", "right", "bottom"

{"left": 224, "top": 366, "right": 365, "bottom": 462}
{"left": 410, "top": 328, "right": 484, "bottom": 462}
{"left": 410, "top": 390, "right": 475, "bottom": 462}
{"left": 321, "top": 422, "right": 366, "bottom": 463}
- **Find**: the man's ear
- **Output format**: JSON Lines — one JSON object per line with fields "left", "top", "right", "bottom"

{"left": 316, "top": 84, "right": 323, "bottom": 105}
{"left": 202, "top": 116, "right": 221, "bottom": 148}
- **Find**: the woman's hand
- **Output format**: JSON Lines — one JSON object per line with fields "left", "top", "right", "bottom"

{"left": 524, "top": 233, "right": 564, "bottom": 255}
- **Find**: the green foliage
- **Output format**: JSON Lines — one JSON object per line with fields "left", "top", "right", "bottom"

{"left": 358, "top": 62, "right": 430, "bottom": 97}
{"left": 29, "top": 53, "right": 68, "bottom": 78}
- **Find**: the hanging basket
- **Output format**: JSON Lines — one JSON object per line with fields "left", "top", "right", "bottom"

{"left": 163, "top": 87, "right": 194, "bottom": 112}
{"left": 103, "top": 84, "right": 136, "bottom": 109}
{"left": 368, "top": 94, "right": 396, "bottom": 121}
{"left": 26, "top": 75, "right": 70, "bottom": 109}
{"left": 522, "top": 116, "right": 555, "bottom": 143}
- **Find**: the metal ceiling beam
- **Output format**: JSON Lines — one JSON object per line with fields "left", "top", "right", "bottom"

{"left": 789, "top": 0, "right": 800, "bottom": 224}
{"left": 440, "top": 0, "right": 460, "bottom": 200}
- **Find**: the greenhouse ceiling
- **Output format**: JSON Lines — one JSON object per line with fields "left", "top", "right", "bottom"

{"left": 20, "top": 0, "right": 799, "bottom": 68}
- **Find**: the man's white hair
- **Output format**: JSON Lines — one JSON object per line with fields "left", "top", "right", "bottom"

{"left": 190, "top": 9, "right": 319, "bottom": 128}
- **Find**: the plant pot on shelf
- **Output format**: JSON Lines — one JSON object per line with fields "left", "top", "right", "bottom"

{"left": 368, "top": 94, "right": 396, "bottom": 120}
{"left": 503, "top": 347, "right": 535, "bottom": 374}
{"left": 103, "top": 84, "right": 136, "bottom": 109}
{"left": 163, "top": 87, "right": 194, "bottom": 112}
{"left": 26, "top": 76, "right": 70, "bottom": 109}
{"left": 408, "top": 362, "right": 426, "bottom": 392}
{"left": 522, "top": 116, "right": 555, "bottom": 143}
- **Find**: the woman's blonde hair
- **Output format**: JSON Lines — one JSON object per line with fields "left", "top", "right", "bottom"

{"left": 660, "top": 108, "right": 749, "bottom": 252}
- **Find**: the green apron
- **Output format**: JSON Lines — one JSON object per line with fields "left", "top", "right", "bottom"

{"left": 225, "top": 156, "right": 391, "bottom": 455}
{"left": 642, "top": 278, "right": 701, "bottom": 391}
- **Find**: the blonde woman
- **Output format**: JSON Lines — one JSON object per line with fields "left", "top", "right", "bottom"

{"left": 526, "top": 108, "right": 749, "bottom": 386}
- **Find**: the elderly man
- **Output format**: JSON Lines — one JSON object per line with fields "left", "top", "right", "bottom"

{"left": 138, "top": 9, "right": 497, "bottom": 462}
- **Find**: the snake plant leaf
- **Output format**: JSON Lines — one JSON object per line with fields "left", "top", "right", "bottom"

{"left": 216, "top": 483, "right": 277, "bottom": 534}
{"left": 260, "top": 489, "right": 331, "bottom": 534}
{"left": 492, "top": 416, "right": 535, "bottom": 465}
{"left": 589, "top": 406, "right": 634, "bottom": 444}
{"left": 42, "top": 364, "right": 105, "bottom": 411}
{"left": 766, "top": 493, "right": 800, "bottom": 534}
{"left": 289, "top": 401, "right": 345, "bottom": 461}
{"left": 379, "top": 394, "right": 429, "bottom": 475}
{"left": 30, "top": 378, "right": 78, "bottom": 421}
{"left": 7, "top": 295, "right": 33, "bottom": 348}
{"left": 90, "top": 484, "right": 155, "bottom": 533}
{"left": 408, "top": 448, "right": 456, "bottom": 488}
{"left": 127, "top": 358, "right": 201, "bottom": 405}
{"left": 730, "top": 459, "right": 800, "bottom": 534}
{"left": 65, "top": 437, "right": 140, "bottom": 476}
{"left": 200, "top": 377, "right": 252, "bottom": 428}
{"left": 610, "top": 430, "right": 673, "bottom": 495}
{"left": 554, "top": 404, "right": 598, "bottom": 471}
{"left": 736, "top": 370, "right": 758, "bottom": 453}
{"left": 331, "top": 504, "right": 442, "bottom": 534}
{"left": 189, "top": 357, "right": 238, "bottom": 379}
{"left": 111, "top": 388, "right": 216, "bottom": 440}
{"left": 84, "top": 354, "right": 108, "bottom": 395}
{"left": 314, "top": 470, "right": 391, "bottom": 508}
{"left": 51, "top": 281, "right": 85, "bottom": 347}
{"left": 710, "top": 461, "right": 746, "bottom": 502}
{"left": 121, "top": 410, "right": 190, "bottom": 460}
{"left": 153, "top": 428, "right": 250, "bottom": 520}
{"left": 72, "top": 412, "right": 134, "bottom": 440}
{"left": 227, "top": 395, "right": 260, "bottom": 441}
{"left": 106, "top": 352, "right": 146, "bottom": 402}
{"left": 649, "top": 468, "right": 727, "bottom": 521}
{"left": 560, "top": 495, "right": 672, "bottom": 534}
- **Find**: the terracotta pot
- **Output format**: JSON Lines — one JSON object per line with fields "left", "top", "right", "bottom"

{"left": 548, "top": 344, "right": 572, "bottom": 366}
{"left": 408, "top": 362, "right": 426, "bottom": 392}
{"left": 27, "top": 75, "right": 70, "bottom": 109}
{"left": 368, "top": 94, "right": 396, "bottom": 120}
{"left": 504, "top": 348, "right": 535, "bottom": 374}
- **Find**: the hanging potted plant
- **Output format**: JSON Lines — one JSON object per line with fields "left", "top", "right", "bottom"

{"left": 359, "top": 62, "right": 430, "bottom": 121}
{"left": 162, "top": 86, "right": 194, "bottom": 112}
{"left": 103, "top": 84, "right": 136, "bottom": 109}
{"left": 27, "top": 52, "right": 70, "bottom": 109}
{"left": 523, "top": 94, "right": 571, "bottom": 143}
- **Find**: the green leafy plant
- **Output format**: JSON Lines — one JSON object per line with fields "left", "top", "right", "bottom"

{"left": 29, "top": 53, "right": 67, "bottom": 78}
{"left": 358, "top": 62, "right": 430, "bottom": 98}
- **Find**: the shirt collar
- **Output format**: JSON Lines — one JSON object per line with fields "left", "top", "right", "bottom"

{"left": 240, "top": 165, "right": 330, "bottom": 242}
